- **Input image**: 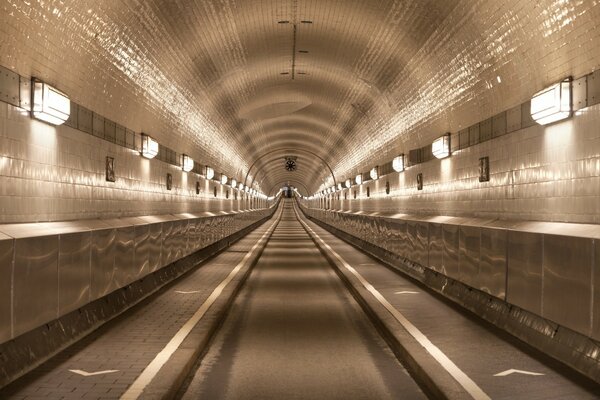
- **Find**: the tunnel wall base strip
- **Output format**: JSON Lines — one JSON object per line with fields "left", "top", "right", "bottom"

{"left": 301, "top": 210, "right": 600, "bottom": 384}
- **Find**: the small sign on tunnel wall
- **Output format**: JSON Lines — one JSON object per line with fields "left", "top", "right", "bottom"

{"left": 166, "top": 173, "right": 172, "bottom": 190}
{"left": 196, "top": 181, "right": 200, "bottom": 194}
{"left": 417, "top": 173, "right": 423, "bottom": 190}
{"left": 479, "top": 156, "right": 490, "bottom": 182}
{"left": 105, "top": 156, "right": 115, "bottom": 182}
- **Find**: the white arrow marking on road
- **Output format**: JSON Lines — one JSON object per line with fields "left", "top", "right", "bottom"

{"left": 175, "top": 290, "right": 201, "bottom": 294}
{"left": 395, "top": 291, "right": 419, "bottom": 294}
{"left": 69, "top": 369, "right": 119, "bottom": 377}
{"left": 494, "top": 369, "right": 545, "bottom": 377}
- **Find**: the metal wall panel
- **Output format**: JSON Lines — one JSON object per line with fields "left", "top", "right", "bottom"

{"left": 442, "top": 224, "right": 460, "bottom": 278}
{"left": 115, "top": 226, "right": 135, "bottom": 287}
{"left": 13, "top": 236, "right": 59, "bottom": 337}
{"left": 58, "top": 232, "right": 91, "bottom": 316}
{"left": 543, "top": 235, "right": 593, "bottom": 336}
{"left": 416, "top": 222, "right": 429, "bottom": 266}
{"left": 459, "top": 226, "right": 480, "bottom": 288}
{"left": 0, "top": 235, "right": 13, "bottom": 343}
{"left": 147, "top": 223, "right": 162, "bottom": 272}
{"left": 91, "top": 229, "right": 116, "bottom": 300}
{"left": 161, "top": 222, "right": 174, "bottom": 267}
{"left": 506, "top": 231, "right": 543, "bottom": 314}
{"left": 479, "top": 228, "right": 507, "bottom": 298}
{"left": 406, "top": 220, "right": 418, "bottom": 261}
{"left": 428, "top": 223, "right": 443, "bottom": 273}
{"left": 593, "top": 241, "right": 600, "bottom": 340}
{"left": 134, "top": 224, "right": 150, "bottom": 280}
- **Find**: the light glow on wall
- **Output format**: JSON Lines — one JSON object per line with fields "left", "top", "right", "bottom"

{"left": 345, "top": 179, "right": 351, "bottom": 188}
{"left": 355, "top": 174, "right": 363, "bottom": 185}
{"left": 393, "top": 154, "right": 405, "bottom": 172}
{"left": 206, "top": 166, "right": 215, "bottom": 180}
{"left": 531, "top": 79, "right": 572, "bottom": 125}
{"left": 141, "top": 134, "right": 159, "bottom": 159}
{"left": 432, "top": 134, "right": 451, "bottom": 159}
{"left": 370, "top": 166, "right": 379, "bottom": 180}
{"left": 181, "top": 154, "right": 194, "bottom": 172}
{"left": 231, "top": 179, "right": 237, "bottom": 188}
{"left": 31, "top": 79, "right": 70, "bottom": 125}
{"left": 239, "top": 182, "right": 244, "bottom": 190}
{"left": 221, "top": 174, "right": 228, "bottom": 185}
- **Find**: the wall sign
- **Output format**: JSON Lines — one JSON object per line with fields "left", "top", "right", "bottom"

{"left": 166, "top": 173, "right": 172, "bottom": 190}
{"left": 196, "top": 181, "right": 200, "bottom": 194}
{"left": 479, "top": 156, "right": 490, "bottom": 182}
{"left": 105, "top": 156, "right": 115, "bottom": 182}
{"left": 353, "top": 190, "right": 357, "bottom": 199}
{"left": 417, "top": 173, "right": 423, "bottom": 190}
{"left": 385, "top": 181, "right": 390, "bottom": 195}
{"left": 366, "top": 186, "right": 370, "bottom": 197}
{"left": 213, "top": 186, "right": 217, "bottom": 197}
{"left": 226, "top": 189, "right": 230, "bottom": 199}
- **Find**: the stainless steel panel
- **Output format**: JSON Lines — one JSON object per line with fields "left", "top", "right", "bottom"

{"left": 506, "top": 231, "right": 543, "bottom": 314}
{"left": 91, "top": 228, "right": 116, "bottom": 299}
{"left": 442, "top": 224, "right": 460, "bottom": 279}
{"left": 13, "top": 236, "right": 59, "bottom": 337}
{"left": 572, "top": 76, "right": 587, "bottom": 111}
{"left": 161, "top": 221, "right": 174, "bottom": 267}
{"left": 459, "top": 226, "right": 480, "bottom": 288}
{"left": 115, "top": 226, "right": 135, "bottom": 287}
{"left": 428, "top": 223, "right": 443, "bottom": 273}
{"left": 543, "top": 235, "right": 593, "bottom": 336}
{"left": 0, "top": 235, "right": 14, "bottom": 343}
{"left": 406, "top": 220, "right": 418, "bottom": 262}
{"left": 147, "top": 223, "right": 162, "bottom": 273}
{"left": 0, "top": 65, "right": 20, "bottom": 106}
{"left": 593, "top": 241, "right": 600, "bottom": 340}
{"left": 134, "top": 224, "right": 150, "bottom": 280}
{"left": 58, "top": 232, "right": 91, "bottom": 316}
{"left": 416, "top": 222, "right": 429, "bottom": 266}
{"left": 479, "top": 228, "right": 507, "bottom": 299}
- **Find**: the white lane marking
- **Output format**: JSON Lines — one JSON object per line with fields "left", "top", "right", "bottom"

{"left": 121, "top": 209, "right": 282, "bottom": 400}
{"left": 395, "top": 291, "right": 419, "bottom": 295}
{"left": 175, "top": 290, "right": 201, "bottom": 294}
{"left": 359, "top": 263, "right": 375, "bottom": 266}
{"left": 494, "top": 369, "right": 545, "bottom": 377}
{"left": 70, "top": 369, "right": 119, "bottom": 377}
{"left": 295, "top": 209, "right": 491, "bottom": 400}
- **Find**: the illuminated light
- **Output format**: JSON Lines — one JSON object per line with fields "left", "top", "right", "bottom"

{"left": 432, "top": 134, "right": 451, "bottom": 159}
{"left": 141, "top": 134, "right": 159, "bottom": 159}
{"left": 231, "top": 179, "right": 237, "bottom": 188}
{"left": 531, "top": 79, "right": 572, "bottom": 125}
{"left": 337, "top": 183, "right": 343, "bottom": 191}
{"left": 345, "top": 179, "right": 351, "bottom": 188}
{"left": 221, "top": 174, "right": 228, "bottom": 185}
{"left": 393, "top": 154, "right": 405, "bottom": 172}
{"left": 244, "top": 185, "right": 249, "bottom": 192}
{"left": 31, "top": 78, "right": 70, "bottom": 125}
{"left": 355, "top": 174, "right": 363, "bottom": 185}
{"left": 239, "top": 182, "right": 244, "bottom": 190}
{"left": 370, "top": 166, "right": 379, "bottom": 180}
{"left": 205, "top": 166, "right": 215, "bottom": 180}
{"left": 181, "top": 154, "right": 194, "bottom": 172}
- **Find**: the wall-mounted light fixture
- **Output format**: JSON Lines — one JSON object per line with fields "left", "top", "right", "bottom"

{"left": 345, "top": 179, "right": 351, "bottom": 188}
{"left": 239, "top": 182, "right": 244, "bottom": 190}
{"left": 432, "top": 133, "right": 451, "bottom": 159}
{"left": 530, "top": 78, "right": 572, "bottom": 125}
{"left": 337, "top": 183, "right": 343, "bottom": 191}
{"left": 141, "top": 134, "right": 159, "bottom": 159}
{"left": 392, "top": 154, "right": 405, "bottom": 172}
{"left": 355, "top": 174, "right": 363, "bottom": 185}
{"left": 370, "top": 166, "right": 379, "bottom": 180}
{"left": 205, "top": 166, "right": 215, "bottom": 180}
{"left": 221, "top": 174, "right": 228, "bottom": 185}
{"left": 231, "top": 179, "right": 237, "bottom": 188}
{"left": 181, "top": 154, "right": 194, "bottom": 172}
{"left": 31, "top": 78, "right": 70, "bottom": 125}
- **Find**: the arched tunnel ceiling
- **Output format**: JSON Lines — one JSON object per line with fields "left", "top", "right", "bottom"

{"left": 1, "top": 0, "right": 599, "bottom": 194}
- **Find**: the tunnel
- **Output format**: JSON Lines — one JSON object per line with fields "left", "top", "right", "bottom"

{"left": 0, "top": 1, "right": 599, "bottom": 399}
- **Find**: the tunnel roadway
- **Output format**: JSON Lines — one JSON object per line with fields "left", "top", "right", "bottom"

{"left": 0, "top": 199, "right": 598, "bottom": 399}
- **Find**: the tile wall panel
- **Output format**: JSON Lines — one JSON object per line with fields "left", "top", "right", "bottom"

{"left": 0, "top": 235, "right": 13, "bottom": 343}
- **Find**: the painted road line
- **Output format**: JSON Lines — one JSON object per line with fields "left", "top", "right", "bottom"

{"left": 70, "top": 369, "right": 119, "bottom": 377}
{"left": 175, "top": 290, "right": 202, "bottom": 294}
{"left": 295, "top": 211, "right": 491, "bottom": 400}
{"left": 120, "top": 209, "right": 281, "bottom": 400}
{"left": 494, "top": 369, "right": 544, "bottom": 377}
{"left": 395, "top": 291, "right": 419, "bottom": 295}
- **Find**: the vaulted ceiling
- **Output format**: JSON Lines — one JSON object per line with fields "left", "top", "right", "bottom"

{"left": 1, "top": 0, "right": 599, "bottom": 195}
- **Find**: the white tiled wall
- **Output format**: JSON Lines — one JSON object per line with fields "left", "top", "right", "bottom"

{"left": 0, "top": 103, "right": 266, "bottom": 223}
{"left": 309, "top": 105, "right": 600, "bottom": 224}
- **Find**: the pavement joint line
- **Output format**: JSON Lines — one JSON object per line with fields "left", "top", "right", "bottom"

{"left": 119, "top": 207, "right": 283, "bottom": 400}
{"left": 294, "top": 205, "right": 491, "bottom": 400}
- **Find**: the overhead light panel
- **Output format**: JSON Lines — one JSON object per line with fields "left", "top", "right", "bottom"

{"left": 221, "top": 174, "right": 228, "bottom": 185}
{"left": 355, "top": 174, "right": 363, "bottom": 185}
{"left": 370, "top": 166, "right": 379, "bottom": 180}
{"left": 393, "top": 154, "right": 405, "bottom": 172}
{"left": 141, "top": 134, "right": 159, "bottom": 159}
{"left": 432, "top": 134, "right": 451, "bottom": 159}
{"left": 205, "top": 166, "right": 215, "bottom": 180}
{"left": 530, "top": 78, "right": 572, "bottom": 125}
{"left": 31, "top": 78, "right": 70, "bottom": 125}
{"left": 181, "top": 154, "right": 194, "bottom": 172}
